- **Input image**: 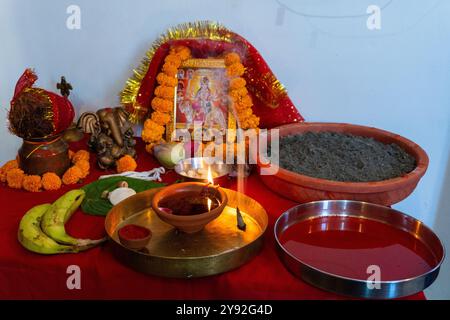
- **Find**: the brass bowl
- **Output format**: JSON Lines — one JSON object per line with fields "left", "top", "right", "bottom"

{"left": 151, "top": 182, "right": 228, "bottom": 233}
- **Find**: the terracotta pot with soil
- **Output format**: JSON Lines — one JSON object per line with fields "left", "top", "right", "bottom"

{"left": 257, "top": 122, "right": 428, "bottom": 206}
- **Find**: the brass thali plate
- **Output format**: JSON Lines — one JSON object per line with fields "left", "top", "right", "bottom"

{"left": 105, "top": 188, "right": 268, "bottom": 278}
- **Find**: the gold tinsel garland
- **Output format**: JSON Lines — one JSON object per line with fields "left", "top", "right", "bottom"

{"left": 120, "top": 21, "right": 234, "bottom": 123}
{"left": 120, "top": 21, "right": 290, "bottom": 123}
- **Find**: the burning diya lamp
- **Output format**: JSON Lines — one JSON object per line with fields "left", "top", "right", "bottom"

{"left": 151, "top": 167, "right": 228, "bottom": 233}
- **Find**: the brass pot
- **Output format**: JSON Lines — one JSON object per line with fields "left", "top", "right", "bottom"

{"left": 18, "top": 135, "right": 71, "bottom": 177}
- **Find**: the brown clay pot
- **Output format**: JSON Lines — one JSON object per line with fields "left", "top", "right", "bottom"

{"left": 18, "top": 135, "right": 71, "bottom": 177}
{"left": 151, "top": 182, "right": 228, "bottom": 233}
{"left": 257, "top": 122, "right": 429, "bottom": 206}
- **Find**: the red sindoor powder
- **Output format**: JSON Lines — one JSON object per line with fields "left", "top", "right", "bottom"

{"left": 118, "top": 224, "right": 150, "bottom": 240}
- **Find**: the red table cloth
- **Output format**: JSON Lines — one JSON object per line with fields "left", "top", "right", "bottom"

{"left": 0, "top": 138, "right": 425, "bottom": 299}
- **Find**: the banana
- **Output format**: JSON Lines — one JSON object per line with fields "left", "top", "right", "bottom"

{"left": 18, "top": 204, "right": 80, "bottom": 254}
{"left": 41, "top": 189, "right": 105, "bottom": 247}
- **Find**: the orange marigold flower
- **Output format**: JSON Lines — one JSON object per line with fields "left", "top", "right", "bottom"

{"left": 22, "top": 175, "right": 42, "bottom": 192}
{"left": 151, "top": 111, "right": 171, "bottom": 125}
{"left": 0, "top": 160, "right": 19, "bottom": 182}
{"left": 226, "top": 63, "right": 245, "bottom": 77}
{"left": 6, "top": 168, "right": 25, "bottom": 189}
{"left": 240, "top": 114, "right": 260, "bottom": 129}
{"left": 142, "top": 119, "right": 165, "bottom": 143}
{"left": 172, "top": 46, "right": 191, "bottom": 60}
{"left": 75, "top": 160, "right": 90, "bottom": 178}
{"left": 145, "top": 143, "right": 156, "bottom": 154}
{"left": 233, "top": 94, "right": 253, "bottom": 107}
{"left": 156, "top": 73, "right": 177, "bottom": 87}
{"left": 224, "top": 52, "right": 241, "bottom": 66}
{"left": 155, "top": 85, "right": 175, "bottom": 99}
{"left": 42, "top": 172, "right": 62, "bottom": 191}
{"left": 68, "top": 150, "right": 75, "bottom": 160}
{"left": 164, "top": 54, "right": 182, "bottom": 67}
{"left": 162, "top": 63, "right": 178, "bottom": 77}
{"left": 229, "top": 77, "right": 246, "bottom": 90}
{"left": 229, "top": 87, "right": 249, "bottom": 100}
{"left": 62, "top": 166, "right": 82, "bottom": 185}
{"left": 151, "top": 97, "right": 173, "bottom": 113}
{"left": 237, "top": 108, "right": 253, "bottom": 120}
{"left": 72, "top": 150, "right": 90, "bottom": 164}
{"left": 116, "top": 155, "right": 137, "bottom": 173}
{"left": 142, "top": 129, "right": 164, "bottom": 143}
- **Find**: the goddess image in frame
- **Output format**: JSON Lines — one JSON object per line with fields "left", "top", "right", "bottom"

{"left": 174, "top": 60, "right": 230, "bottom": 136}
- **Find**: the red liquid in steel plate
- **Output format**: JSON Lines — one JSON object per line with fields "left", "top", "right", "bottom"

{"left": 279, "top": 216, "right": 438, "bottom": 281}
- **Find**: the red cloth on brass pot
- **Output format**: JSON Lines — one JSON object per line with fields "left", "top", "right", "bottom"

{"left": 10, "top": 69, "right": 75, "bottom": 138}
{"left": 0, "top": 137, "right": 425, "bottom": 300}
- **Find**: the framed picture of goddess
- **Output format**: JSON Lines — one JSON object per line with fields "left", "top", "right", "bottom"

{"left": 169, "top": 58, "right": 236, "bottom": 141}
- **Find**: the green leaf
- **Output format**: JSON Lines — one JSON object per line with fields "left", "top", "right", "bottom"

{"left": 81, "top": 177, "right": 164, "bottom": 216}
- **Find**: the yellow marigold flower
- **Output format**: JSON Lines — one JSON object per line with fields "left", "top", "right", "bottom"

{"left": 116, "top": 155, "right": 137, "bottom": 173}
{"left": 72, "top": 150, "right": 90, "bottom": 164}
{"left": 0, "top": 159, "right": 19, "bottom": 182}
{"left": 75, "top": 160, "right": 90, "bottom": 179}
{"left": 156, "top": 73, "right": 177, "bottom": 87}
{"left": 164, "top": 54, "right": 182, "bottom": 67}
{"left": 22, "top": 175, "right": 42, "bottom": 192}
{"left": 42, "top": 172, "right": 62, "bottom": 191}
{"left": 151, "top": 111, "right": 171, "bottom": 125}
{"left": 224, "top": 52, "right": 241, "bottom": 66}
{"left": 155, "top": 85, "right": 175, "bottom": 99}
{"left": 230, "top": 77, "right": 246, "bottom": 90}
{"left": 162, "top": 63, "right": 178, "bottom": 77}
{"left": 151, "top": 97, "right": 173, "bottom": 113}
{"left": 6, "top": 168, "right": 25, "bottom": 189}
{"left": 62, "top": 166, "right": 82, "bottom": 185}
{"left": 226, "top": 62, "right": 245, "bottom": 77}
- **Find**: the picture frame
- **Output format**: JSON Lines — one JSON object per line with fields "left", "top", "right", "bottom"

{"left": 167, "top": 58, "right": 236, "bottom": 141}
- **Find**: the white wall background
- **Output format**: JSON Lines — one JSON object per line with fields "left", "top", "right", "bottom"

{"left": 1, "top": 0, "right": 449, "bottom": 298}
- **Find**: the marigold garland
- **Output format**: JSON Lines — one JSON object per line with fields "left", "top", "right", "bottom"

{"left": 141, "top": 47, "right": 259, "bottom": 154}
{"left": 0, "top": 149, "right": 91, "bottom": 192}
{"left": 224, "top": 52, "right": 259, "bottom": 130}
{"left": 141, "top": 46, "right": 192, "bottom": 152}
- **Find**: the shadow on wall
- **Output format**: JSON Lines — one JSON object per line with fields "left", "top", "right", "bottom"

{"left": 426, "top": 123, "right": 450, "bottom": 299}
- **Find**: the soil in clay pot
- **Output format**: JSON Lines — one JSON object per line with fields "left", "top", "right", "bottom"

{"left": 276, "top": 132, "right": 416, "bottom": 182}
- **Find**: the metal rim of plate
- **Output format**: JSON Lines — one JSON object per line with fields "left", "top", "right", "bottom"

{"left": 105, "top": 187, "right": 268, "bottom": 278}
{"left": 274, "top": 200, "right": 445, "bottom": 299}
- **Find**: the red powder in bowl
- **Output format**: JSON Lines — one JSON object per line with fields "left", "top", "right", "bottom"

{"left": 118, "top": 224, "right": 151, "bottom": 240}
